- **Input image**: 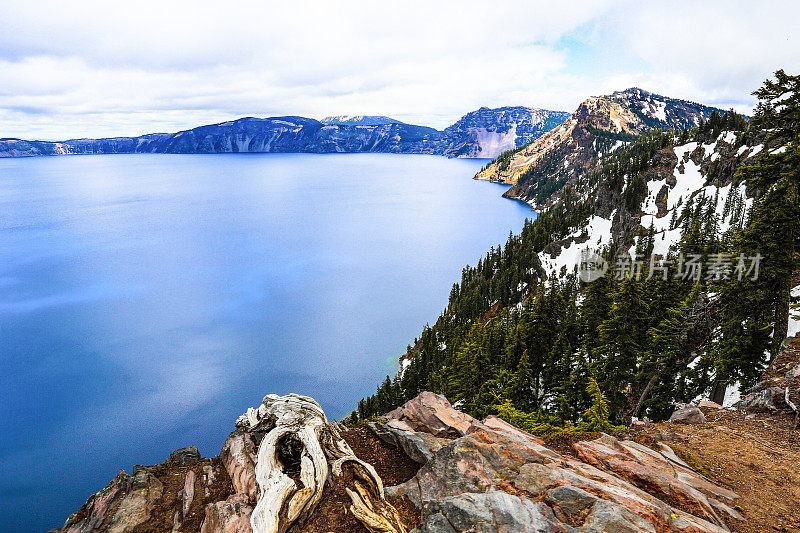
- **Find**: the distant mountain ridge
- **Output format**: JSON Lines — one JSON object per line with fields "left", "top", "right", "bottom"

{"left": 476, "top": 87, "right": 727, "bottom": 208}
{"left": 320, "top": 115, "right": 405, "bottom": 126}
{"left": 0, "top": 108, "right": 570, "bottom": 160}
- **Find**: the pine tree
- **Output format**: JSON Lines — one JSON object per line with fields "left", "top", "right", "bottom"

{"left": 596, "top": 275, "right": 650, "bottom": 418}
{"left": 507, "top": 349, "right": 535, "bottom": 410}
{"left": 735, "top": 69, "right": 800, "bottom": 361}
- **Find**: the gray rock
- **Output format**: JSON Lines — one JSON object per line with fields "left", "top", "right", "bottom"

{"left": 418, "top": 490, "right": 566, "bottom": 533}
{"left": 786, "top": 364, "right": 800, "bottom": 380}
{"left": 169, "top": 445, "right": 202, "bottom": 465}
{"left": 514, "top": 462, "right": 564, "bottom": 496}
{"left": 738, "top": 386, "right": 784, "bottom": 412}
{"left": 408, "top": 424, "right": 558, "bottom": 506}
{"left": 668, "top": 406, "right": 706, "bottom": 424}
{"left": 545, "top": 485, "right": 597, "bottom": 518}
{"left": 387, "top": 477, "right": 423, "bottom": 509}
{"left": 366, "top": 421, "right": 444, "bottom": 464}
{"left": 580, "top": 499, "right": 656, "bottom": 533}
{"left": 413, "top": 512, "right": 457, "bottom": 533}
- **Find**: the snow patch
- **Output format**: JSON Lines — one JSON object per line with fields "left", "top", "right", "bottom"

{"left": 788, "top": 285, "right": 800, "bottom": 338}
{"left": 539, "top": 215, "right": 613, "bottom": 279}
{"left": 651, "top": 100, "right": 667, "bottom": 122}
{"left": 720, "top": 131, "right": 737, "bottom": 145}
{"left": 475, "top": 125, "right": 518, "bottom": 158}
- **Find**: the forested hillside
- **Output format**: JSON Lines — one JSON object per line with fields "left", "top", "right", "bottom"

{"left": 355, "top": 71, "right": 800, "bottom": 429}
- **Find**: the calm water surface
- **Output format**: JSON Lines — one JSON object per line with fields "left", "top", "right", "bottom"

{"left": 0, "top": 153, "right": 532, "bottom": 531}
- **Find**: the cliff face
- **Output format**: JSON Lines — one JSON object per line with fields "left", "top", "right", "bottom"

{"left": 475, "top": 88, "right": 724, "bottom": 209}
{"left": 0, "top": 109, "right": 569, "bottom": 159}
{"left": 436, "top": 106, "right": 570, "bottom": 158}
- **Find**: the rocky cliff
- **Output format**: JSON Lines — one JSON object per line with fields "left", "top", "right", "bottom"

{"left": 50, "top": 391, "right": 757, "bottom": 533}
{"left": 0, "top": 109, "right": 569, "bottom": 159}
{"left": 436, "top": 107, "right": 570, "bottom": 158}
{"left": 475, "top": 88, "right": 724, "bottom": 209}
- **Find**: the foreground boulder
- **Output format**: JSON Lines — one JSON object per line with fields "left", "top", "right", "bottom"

{"left": 668, "top": 406, "right": 707, "bottom": 424}
{"left": 738, "top": 385, "right": 787, "bottom": 412}
{"left": 53, "top": 391, "right": 742, "bottom": 533}
{"left": 384, "top": 391, "right": 477, "bottom": 437}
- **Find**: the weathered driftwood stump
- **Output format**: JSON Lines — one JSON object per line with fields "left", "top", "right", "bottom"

{"left": 236, "top": 393, "right": 406, "bottom": 533}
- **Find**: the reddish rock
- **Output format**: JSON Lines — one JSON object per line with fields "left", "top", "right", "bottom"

{"left": 385, "top": 391, "right": 477, "bottom": 437}
{"left": 62, "top": 470, "right": 132, "bottom": 533}
{"left": 481, "top": 415, "right": 545, "bottom": 445}
{"left": 51, "top": 391, "right": 741, "bottom": 533}
{"left": 573, "top": 434, "right": 739, "bottom": 526}
{"left": 220, "top": 432, "right": 258, "bottom": 502}
{"left": 200, "top": 494, "right": 253, "bottom": 533}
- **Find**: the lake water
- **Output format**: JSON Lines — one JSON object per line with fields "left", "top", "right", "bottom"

{"left": 0, "top": 153, "right": 532, "bottom": 531}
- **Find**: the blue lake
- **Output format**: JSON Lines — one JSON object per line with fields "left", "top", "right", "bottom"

{"left": 0, "top": 153, "right": 532, "bottom": 531}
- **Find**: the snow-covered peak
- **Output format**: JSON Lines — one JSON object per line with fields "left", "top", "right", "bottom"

{"left": 321, "top": 115, "right": 405, "bottom": 126}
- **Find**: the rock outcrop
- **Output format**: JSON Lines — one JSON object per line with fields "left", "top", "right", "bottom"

{"left": 52, "top": 391, "right": 742, "bottom": 533}
{"left": 738, "top": 335, "right": 800, "bottom": 423}
{"left": 475, "top": 88, "right": 724, "bottom": 208}
{"left": 376, "top": 393, "right": 740, "bottom": 532}
{"left": 436, "top": 106, "right": 570, "bottom": 158}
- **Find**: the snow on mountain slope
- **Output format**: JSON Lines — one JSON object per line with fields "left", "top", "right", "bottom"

{"left": 538, "top": 130, "right": 760, "bottom": 281}
{"left": 321, "top": 115, "right": 404, "bottom": 126}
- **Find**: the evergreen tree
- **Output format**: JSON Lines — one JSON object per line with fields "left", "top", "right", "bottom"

{"left": 735, "top": 70, "right": 800, "bottom": 361}
{"left": 596, "top": 275, "right": 650, "bottom": 419}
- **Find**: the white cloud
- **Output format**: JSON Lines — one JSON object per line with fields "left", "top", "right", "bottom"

{"left": 0, "top": 0, "right": 798, "bottom": 139}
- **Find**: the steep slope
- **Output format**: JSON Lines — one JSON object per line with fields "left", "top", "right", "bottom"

{"left": 537, "top": 126, "right": 757, "bottom": 281}
{"left": 476, "top": 88, "right": 724, "bottom": 209}
{"left": 356, "top": 105, "right": 792, "bottom": 428}
{"left": 436, "top": 106, "right": 570, "bottom": 158}
{"left": 0, "top": 108, "right": 569, "bottom": 159}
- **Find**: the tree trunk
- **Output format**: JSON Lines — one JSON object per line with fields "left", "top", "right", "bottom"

{"left": 710, "top": 376, "right": 726, "bottom": 406}
{"left": 631, "top": 371, "right": 660, "bottom": 419}
{"left": 237, "top": 394, "right": 407, "bottom": 533}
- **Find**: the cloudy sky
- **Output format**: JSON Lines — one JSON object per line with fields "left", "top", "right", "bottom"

{"left": 1, "top": 0, "right": 798, "bottom": 140}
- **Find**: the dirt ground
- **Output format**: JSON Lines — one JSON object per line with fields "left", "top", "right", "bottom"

{"left": 297, "top": 426, "right": 422, "bottom": 533}
{"left": 132, "top": 457, "right": 234, "bottom": 533}
{"left": 644, "top": 408, "right": 800, "bottom": 533}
